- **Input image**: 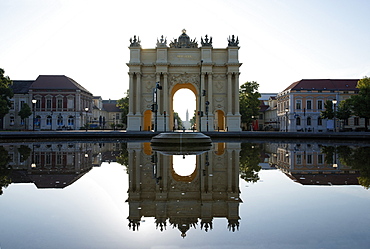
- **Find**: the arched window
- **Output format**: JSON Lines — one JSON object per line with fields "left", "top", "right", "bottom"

{"left": 57, "top": 115, "right": 63, "bottom": 125}
{"left": 296, "top": 117, "right": 301, "bottom": 126}
{"left": 46, "top": 116, "right": 52, "bottom": 125}
{"left": 68, "top": 116, "right": 74, "bottom": 126}
{"left": 317, "top": 117, "right": 322, "bottom": 126}
{"left": 307, "top": 117, "right": 312, "bottom": 126}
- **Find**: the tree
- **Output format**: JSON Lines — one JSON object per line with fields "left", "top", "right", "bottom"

{"left": 239, "top": 143, "right": 262, "bottom": 183}
{"left": 348, "top": 76, "right": 370, "bottom": 131}
{"left": 0, "top": 146, "right": 11, "bottom": 195}
{"left": 239, "top": 81, "right": 261, "bottom": 130}
{"left": 321, "top": 100, "right": 335, "bottom": 119}
{"left": 18, "top": 103, "right": 32, "bottom": 130}
{"left": 0, "top": 68, "right": 14, "bottom": 126}
{"left": 116, "top": 90, "right": 129, "bottom": 126}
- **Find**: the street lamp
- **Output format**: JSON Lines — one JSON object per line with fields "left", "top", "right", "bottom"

{"left": 332, "top": 99, "right": 337, "bottom": 132}
{"left": 32, "top": 99, "right": 37, "bottom": 131}
{"left": 205, "top": 101, "right": 209, "bottom": 131}
{"left": 285, "top": 108, "right": 289, "bottom": 132}
{"left": 152, "top": 82, "right": 162, "bottom": 132}
{"left": 85, "top": 107, "right": 89, "bottom": 131}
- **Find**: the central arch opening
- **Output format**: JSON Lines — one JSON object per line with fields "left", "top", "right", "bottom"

{"left": 171, "top": 83, "right": 197, "bottom": 131}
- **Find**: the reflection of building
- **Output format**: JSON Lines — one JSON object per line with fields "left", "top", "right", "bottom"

{"left": 5, "top": 143, "right": 95, "bottom": 188}
{"left": 126, "top": 142, "right": 242, "bottom": 237}
{"left": 274, "top": 143, "right": 360, "bottom": 185}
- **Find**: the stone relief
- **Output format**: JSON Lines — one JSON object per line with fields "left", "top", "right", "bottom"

{"left": 170, "top": 72, "right": 199, "bottom": 86}
{"left": 169, "top": 29, "right": 198, "bottom": 48}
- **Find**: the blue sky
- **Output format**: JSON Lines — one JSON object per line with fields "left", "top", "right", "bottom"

{"left": 1, "top": 0, "right": 369, "bottom": 102}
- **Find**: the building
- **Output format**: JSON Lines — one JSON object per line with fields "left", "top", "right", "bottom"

{"left": 276, "top": 79, "right": 359, "bottom": 132}
{"left": 3, "top": 75, "right": 123, "bottom": 130}
{"left": 127, "top": 30, "right": 241, "bottom": 132}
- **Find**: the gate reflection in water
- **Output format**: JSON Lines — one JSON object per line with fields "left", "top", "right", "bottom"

{"left": 0, "top": 140, "right": 370, "bottom": 248}
{"left": 127, "top": 142, "right": 241, "bottom": 237}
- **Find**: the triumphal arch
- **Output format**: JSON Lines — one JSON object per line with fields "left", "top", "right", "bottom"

{"left": 127, "top": 30, "right": 241, "bottom": 132}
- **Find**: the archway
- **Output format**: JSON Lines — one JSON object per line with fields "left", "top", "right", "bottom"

{"left": 170, "top": 83, "right": 198, "bottom": 131}
{"left": 143, "top": 110, "right": 152, "bottom": 131}
{"left": 216, "top": 110, "right": 225, "bottom": 131}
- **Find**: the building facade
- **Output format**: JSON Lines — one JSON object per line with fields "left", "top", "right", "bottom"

{"left": 127, "top": 30, "right": 242, "bottom": 132}
{"left": 276, "top": 79, "right": 360, "bottom": 132}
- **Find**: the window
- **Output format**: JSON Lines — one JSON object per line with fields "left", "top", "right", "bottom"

{"left": 317, "top": 100, "right": 323, "bottom": 110}
{"left": 10, "top": 116, "right": 15, "bottom": 126}
{"left": 68, "top": 116, "right": 74, "bottom": 126}
{"left": 296, "top": 154, "right": 302, "bottom": 164}
{"left": 354, "top": 117, "right": 359, "bottom": 126}
{"left": 318, "top": 154, "right": 323, "bottom": 164}
{"left": 57, "top": 115, "right": 63, "bottom": 125}
{"left": 306, "top": 100, "right": 312, "bottom": 110}
{"left": 35, "top": 99, "right": 41, "bottom": 110}
{"left": 296, "top": 100, "right": 301, "bottom": 110}
{"left": 307, "top": 117, "right": 311, "bottom": 126}
{"left": 57, "top": 99, "right": 63, "bottom": 110}
{"left": 46, "top": 99, "right": 52, "bottom": 110}
{"left": 46, "top": 116, "right": 52, "bottom": 125}
{"left": 10, "top": 101, "right": 14, "bottom": 110}
{"left": 344, "top": 119, "right": 349, "bottom": 125}
{"left": 296, "top": 117, "right": 301, "bottom": 126}
{"left": 46, "top": 154, "right": 51, "bottom": 165}
{"left": 307, "top": 154, "right": 313, "bottom": 164}
{"left": 318, "top": 117, "right": 322, "bottom": 126}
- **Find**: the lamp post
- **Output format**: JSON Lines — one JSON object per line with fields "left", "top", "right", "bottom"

{"left": 332, "top": 99, "right": 337, "bottom": 132}
{"left": 152, "top": 82, "right": 162, "bottom": 132}
{"left": 85, "top": 107, "right": 89, "bottom": 131}
{"left": 285, "top": 108, "right": 289, "bottom": 132}
{"left": 198, "top": 60, "right": 203, "bottom": 132}
{"left": 32, "top": 99, "right": 37, "bottom": 131}
{"left": 205, "top": 101, "right": 209, "bottom": 131}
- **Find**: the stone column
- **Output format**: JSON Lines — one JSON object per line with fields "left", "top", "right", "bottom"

{"left": 163, "top": 73, "right": 169, "bottom": 131}
{"left": 135, "top": 73, "right": 141, "bottom": 115}
{"left": 128, "top": 73, "right": 134, "bottom": 115}
{"left": 227, "top": 73, "right": 233, "bottom": 115}
{"left": 234, "top": 73, "right": 240, "bottom": 115}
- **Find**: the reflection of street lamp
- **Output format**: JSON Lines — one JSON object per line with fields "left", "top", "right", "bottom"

{"left": 332, "top": 99, "right": 337, "bottom": 132}
{"left": 285, "top": 108, "right": 289, "bottom": 132}
{"left": 32, "top": 99, "right": 37, "bottom": 131}
{"left": 205, "top": 101, "right": 209, "bottom": 131}
{"left": 85, "top": 107, "right": 89, "bottom": 131}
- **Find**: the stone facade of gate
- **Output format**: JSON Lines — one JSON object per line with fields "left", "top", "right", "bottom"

{"left": 127, "top": 30, "right": 241, "bottom": 131}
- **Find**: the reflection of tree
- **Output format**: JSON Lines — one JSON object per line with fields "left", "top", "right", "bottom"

{"left": 321, "top": 145, "right": 370, "bottom": 189}
{"left": 0, "top": 146, "right": 11, "bottom": 195}
{"left": 17, "top": 145, "right": 31, "bottom": 162}
{"left": 239, "top": 143, "right": 261, "bottom": 182}
{"left": 116, "top": 143, "right": 128, "bottom": 169}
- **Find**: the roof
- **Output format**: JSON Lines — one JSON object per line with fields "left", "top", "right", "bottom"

{"left": 283, "top": 79, "right": 359, "bottom": 92}
{"left": 103, "top": 102, "right": 120, "bottom": 112}
{"left": 30, "top": 75, "right": 92, "bottom": 94}
{"left": 11, "top": 80, "right": 34, "bottom": 94}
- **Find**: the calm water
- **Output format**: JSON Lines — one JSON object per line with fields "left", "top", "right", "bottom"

{"left": 0, "top": 140, "right": 370, "bottom": 249}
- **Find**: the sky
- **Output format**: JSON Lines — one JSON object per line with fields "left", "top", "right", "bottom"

{"left": 1, "top": 0, "right": 370, "bottom": 120}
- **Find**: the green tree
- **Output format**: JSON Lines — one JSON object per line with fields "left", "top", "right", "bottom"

{"left": 321, "top": 100, "right": 335, "bottom": 119}
{"left": 239, "top": 81, "right": 261, "bottom": 130}
{"left": 239, "top": 143, "right": 262, "bottom": 183}
{"left": 348, "top": 76, "right": 370, "bottom": 131}
{"left": 18, "top": 103, "right": 32, "bottom": 130}
{"left": 117, "top": 90, "right": 129, "bottom": 126}
{"left": 0, "top": 146, "right": 11, "bottom": 195}
{"left": 173, "top": 112, "right": 183, "bottom": 129}
{"left": 0, "top": 68, "right": 14, "bottom": 125}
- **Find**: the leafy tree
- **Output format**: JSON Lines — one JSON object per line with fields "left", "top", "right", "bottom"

{"left": 347, "top": 76, "right": 370, "bottom": 131}
{"left": 321, "top": 100, "right": 335, "bottom": 119}
{"left": 173, "top": 112, "right": 183, "bottom": 129}
{"left": 239, "top": 81, "right": 261, "bottom": 130}
{"left": 117, "top": 90, "right": 129, "bottom": 125}
{"left": 336, "top": 99, "right": 352, "bottom": 121}
{"left": 0, "top": 68, "right": 14, "bottom": 124}
{"left": 239, "top": 143, "right": 262, "bottom": 183}
{"left": 0, "top": 146, "right": 11, "bottom": 195}
{"left": 116, "top": 143, "right": 129, "bottom": 169}
{"left": 18, "top": 103, "right": 32, "bottom": 129}
{"left": 17, "top": 145, "right": 31, "bottom": 162}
